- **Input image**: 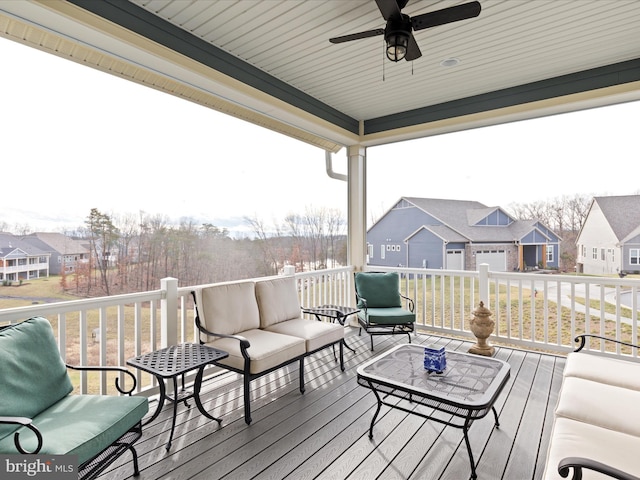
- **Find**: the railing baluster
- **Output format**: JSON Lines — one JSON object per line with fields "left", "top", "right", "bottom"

{"left": 80, "top": 310, "right": 88, "bottom": 394}
{"left": 99, "top": 306, "right": 107, "bottom": 394}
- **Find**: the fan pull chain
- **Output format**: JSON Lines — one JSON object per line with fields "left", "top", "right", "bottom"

{"left": 382, "top": 40, "right": 386, "bottom": 82}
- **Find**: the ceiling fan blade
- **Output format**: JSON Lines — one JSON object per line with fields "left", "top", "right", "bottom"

{"left": 411, "top": 1, "right": 481, "bottom": 31}
{"left": 404, "top": 33, "right": 422, "bottom": 61}
{"left": 329, "top": 28, "right": 385, "bottom": 44}
{"left": 375, "top": 0, "right": 403, "bottom": 21}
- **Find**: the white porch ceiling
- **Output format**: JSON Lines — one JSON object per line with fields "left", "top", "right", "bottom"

{"left": 2, "top": 0, "right": 640, "bottom": 151}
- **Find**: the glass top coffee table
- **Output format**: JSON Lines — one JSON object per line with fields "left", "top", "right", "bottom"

{"left": 357, "top": 344, "right": 510, "bottom": 480}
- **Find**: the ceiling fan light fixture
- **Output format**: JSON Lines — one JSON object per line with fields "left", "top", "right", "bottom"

{"left": 386, "top": 32, "right": 409, "bottom": 62}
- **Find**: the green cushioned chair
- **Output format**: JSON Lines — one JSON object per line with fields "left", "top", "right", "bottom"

{"left": 354, "top": 272, "right": 416, "bottom": 351}
{"left": 0, "top": 317, "right": 148, "bottom": 479}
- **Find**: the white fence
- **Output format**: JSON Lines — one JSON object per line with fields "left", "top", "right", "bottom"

{"left": 1, "top": 265, "right": 639, "bottom": 395}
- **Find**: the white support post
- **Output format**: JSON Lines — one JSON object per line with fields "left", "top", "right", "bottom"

{"left": 161, "top": 277, "right": 178, "bottom": 348}
{"left": 478, "top": 263, "right": 490, "bottom": 310}
{"left": 347, "top": 144, "right": 367, "bottom": 271}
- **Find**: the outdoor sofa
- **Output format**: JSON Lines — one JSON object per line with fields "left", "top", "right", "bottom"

{"left": 0, "top": 317, "right": 149, "bottom": 479}
{"left": 192, "top": 275, "right": 344, "bottom": 425}
{"left": 543, "top": 334, "right": 640, "bottom": 480}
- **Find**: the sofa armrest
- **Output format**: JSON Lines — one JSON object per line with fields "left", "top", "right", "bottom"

{"left": 66, "top": 365, "right": 138, "bottom": 395}
{"left": 574, "top": 334, "right": 639, "bottom": 352}
{"left": 195, "top": 322, "right": 251, "bottom": 360}
{"left": 559, "top": 457, "right": 640, "bottom": 480}
{"left": 0, "top": 416, "right": 43, "bottom": 454}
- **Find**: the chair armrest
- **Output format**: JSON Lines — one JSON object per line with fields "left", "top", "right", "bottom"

{"left": 559, "top": 457, "right": 640, "bottom": 480}
{"left": 400, "top": 293, "right": 415, "bottom": 312}
{"left": 66, "top": 365, "right": 137, "bottom": 395}
{"left": 0, "top": 416, "right": 43, "bottom": 454}
{"left": 356, "top": 296, "right": 368, "bottom": 313}
{"left": 573, "top": 334, "right": 639, "bottom": 352}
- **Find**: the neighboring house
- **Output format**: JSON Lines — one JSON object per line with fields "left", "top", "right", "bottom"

{"left": 22, "top": 232, "right": 90, "bottom": 275}
{"left": 575, "top": 195, "right": 640, "bottom": 275}
{"left": 367, "top": 197, "right": 561, "bottom": 272}
{"left": 0, "top": 233, "right": 50, "bottom": 281}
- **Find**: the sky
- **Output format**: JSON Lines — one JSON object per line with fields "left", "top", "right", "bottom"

{"left": 2, "top": 36, "right": 639, "bottom": 235}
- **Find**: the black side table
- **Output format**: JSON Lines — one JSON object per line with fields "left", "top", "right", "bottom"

{"left": 127, "top": 343, "right": 228, "bottom": 450}
{"left": 302, "top": 304, "right": 360, "bottom": 353}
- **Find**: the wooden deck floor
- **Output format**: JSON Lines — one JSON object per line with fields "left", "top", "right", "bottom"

{"left": 101, "top": 329, "right": 566, "bottom": 480}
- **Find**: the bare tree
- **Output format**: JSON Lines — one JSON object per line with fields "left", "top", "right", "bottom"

{"left": 85, "top": 208, "right": 119, "bottom": 295}
{"left": 244, "top": 215, "right": 282, "bottom": 275}
{"left": 325, "top": 208, "right": 346, "bottom": 268}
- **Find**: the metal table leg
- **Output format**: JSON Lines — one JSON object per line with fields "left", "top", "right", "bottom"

{"left": 193, "top": 365, "right": 222, "bottom": 423}
{"left": 142, "top": 374, "right": 166, "bottom": 426}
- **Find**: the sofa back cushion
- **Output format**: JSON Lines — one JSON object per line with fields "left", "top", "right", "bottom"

{"left": 0, "top": 317, "right": 73, "bottom": 441}
{"left": 355, "top": 272, "right": 402, "bottom": 308}
{"left": 195, "top": 281, "right": 260, "bottom": 339}
{"left": 255, "top": 276, "right": 301, "bottom": 328}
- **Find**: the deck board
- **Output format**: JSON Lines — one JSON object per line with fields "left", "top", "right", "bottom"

{"left": 99, "top": 329, "right": 566, "bottom": 480}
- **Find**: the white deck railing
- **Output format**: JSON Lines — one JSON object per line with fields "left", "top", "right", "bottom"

{"left": 1, "top": 265, "right": 639, "bottom": 395}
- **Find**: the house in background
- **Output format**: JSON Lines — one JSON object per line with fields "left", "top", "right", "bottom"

{"left": 367, "top": 197, "right": 561, "bottom": 272}
{"left": 0, "top": 233, "right": 50, "bottom": 282}
{"left": 22, "top": 232, "right": 90, "bottom": 275}
{"left": 576, "top": 195, "right": 640, "bottom": 275}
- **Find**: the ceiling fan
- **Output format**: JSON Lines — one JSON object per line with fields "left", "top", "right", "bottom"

{"left": 329, "top": 0, "right": 481, "bottom": 62}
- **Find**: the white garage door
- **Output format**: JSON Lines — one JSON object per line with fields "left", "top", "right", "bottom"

{"left": 446, "top": 250, "right": 464, "bottom": 270}
{"left": 476, "top": 250, "right": 507, "bottom": 271}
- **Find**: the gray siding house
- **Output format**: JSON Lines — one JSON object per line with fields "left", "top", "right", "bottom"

{"left": 22, "top": 232, "right": 90, "bottom": 275}
{"left": 367, "top": 197, "right": 561, "bottom": 272}
{"left": 576, "top": 195, "right": 640, "bottom": 275}
{"left": 0, "top": 233, "right": 50, "bottom": 281}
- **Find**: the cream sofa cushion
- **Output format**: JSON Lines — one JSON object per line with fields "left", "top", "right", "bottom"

{"left": 255, "top": 276, "right": 301, "bottom": 328}
{"left": 265, "top": 319, "right": 343, "bottom": 352}
{"left": 543, "top": 417, "right": 640, "bottom": 479}
{"left": 564, "top": 352, "right": 640, "bottom": 390}
{"left": 195, "top": 281, "right": 260, "bottom": 339}
{"left": 205, "top": 329, "right": 305, "bottom": 374}
{"left": 555, "top": 376, "right": 640, "bottom": 437}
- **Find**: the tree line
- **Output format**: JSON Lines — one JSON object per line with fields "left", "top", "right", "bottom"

{"left": 58, "top": 206, "right": 347, "bottom": 296}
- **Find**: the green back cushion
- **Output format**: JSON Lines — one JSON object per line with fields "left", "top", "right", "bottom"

{"left": 355, "top": 272, "right": 402, "bottom": 308}
{"left": 0, "top": 317, "right": 73, "bottom": 440}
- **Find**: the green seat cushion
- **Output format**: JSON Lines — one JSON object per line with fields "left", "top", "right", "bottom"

{"left": 355, "top": 272, "right": 402, "bottom": 308}
{"left": 0, "top": 317, "right": 73, "bottom": 441}
{"left": 0, "top": 394, "right": 149, "bottom": 465}
{"left": 358, "top": 307, "right": 415, "bottom": 325}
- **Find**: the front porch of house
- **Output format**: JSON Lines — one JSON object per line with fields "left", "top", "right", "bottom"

{"left": 100, "top": 329, "right": 564, "bottom": 480}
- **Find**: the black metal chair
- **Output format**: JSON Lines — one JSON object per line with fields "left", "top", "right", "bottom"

{"left": 354, "top": 271, "right": 416, "bottom": 351}
{"left": 0, "top": 317, "right": 148, "bottom": 480}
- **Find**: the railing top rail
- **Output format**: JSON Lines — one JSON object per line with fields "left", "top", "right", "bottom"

{"left": 363, "top": 265, "right": 479, "bottom": 278}
{"left": 179, "top": 266, "right": 354, "bottom": 296}
{"left": 489, "top": 270, "right": 640, "bottom": 285}
{"left": 0, "top": 289, "right": 164, "bottom": 323}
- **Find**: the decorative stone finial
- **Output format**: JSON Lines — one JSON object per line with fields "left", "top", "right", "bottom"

{"left": 468, "top": 301, "right": 495, "bottom": 356}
